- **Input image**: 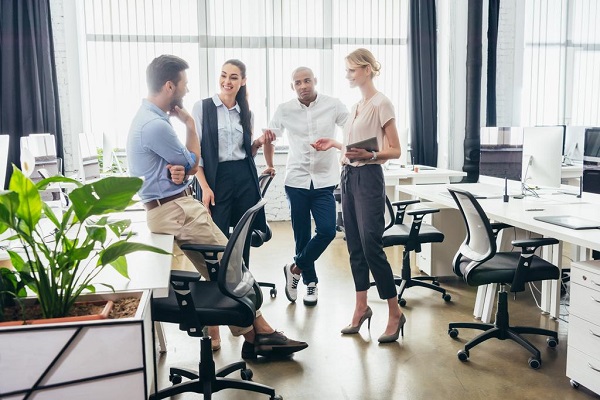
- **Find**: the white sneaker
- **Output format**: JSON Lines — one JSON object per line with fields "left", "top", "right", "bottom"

{"left": 303, "top": 282, "right": 318, "bottom": 306}
{"left": 283, "top": 264, "right": 300, "bottom": 302}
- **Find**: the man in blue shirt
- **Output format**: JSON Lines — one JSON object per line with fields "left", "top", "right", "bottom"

{"left": 127, "top": 54, "right": 307, "bottom": 359}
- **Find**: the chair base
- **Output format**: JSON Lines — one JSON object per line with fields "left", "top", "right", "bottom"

{"left": 150, "top": 336, "right": 280, "bottom": 400}
{"left": 258, "top": 281, "right": 277, "bottom": 298}
{"left": 448, "top": 291, "right": 558, "bottom": 369}
{"left": 371, "top": 249, "right": 452, "bottom": 306}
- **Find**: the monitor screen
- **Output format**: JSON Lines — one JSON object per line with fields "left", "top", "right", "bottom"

{"left": 479, "top": 127, "right": 523, "bottom": 181}
{"left": 522, "top": 126, "right": 563, "bottom": 189}
{"left": 584, "top": 128, "right": 600, "bottom": 164}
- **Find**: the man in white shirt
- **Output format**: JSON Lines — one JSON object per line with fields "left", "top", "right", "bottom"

{"left": 263, "top": 67, "right": 349, "bottom": 306}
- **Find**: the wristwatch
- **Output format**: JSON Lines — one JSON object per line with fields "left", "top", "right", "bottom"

{"left": 370, "top": 151, "right": 378, "bottom": 161}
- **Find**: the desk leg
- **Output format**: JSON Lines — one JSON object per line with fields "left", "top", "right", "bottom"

{"left": 155, "top": 321, "right": 168, "bottom": 354}
{"left": 481, "top": 284, "right": 497, "bottom": 323}
{"left": 541, "top": 241, "right": 562, "bottom": 319}
{"left": 473, "top": 285, "right": 487, "bottom": 319}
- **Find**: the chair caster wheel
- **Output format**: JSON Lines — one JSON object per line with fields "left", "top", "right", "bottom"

{"left": 240, "top": 368, "right": 253, "bottom": 381}
{"left": 570, "top": 379, "right": 580, "bottom": 389}
{"left": 528, "top": 357, "right": 541, "bottom": 369}
{"left": 443, "top": 293, "right": 451, "bottom": 302}
{"left": 457, "top": 349, "right": 469, "bottom": 361}
{"left": 270, "top": 288, "right": 277, "bottom": 298}
{"left": 448, "top": 328, "right": 459, "bottom": 338}
{"left": 546, "top": 337, "right": 558, "bottom": 348}
{"left": 398, "top": 298, "right": 407, "bottom": 307}
{"left": 271, "top": 395, "right": 283, "bottom": 400}
{"left": 169, "top": 374, "right": 182, "bottom": 385}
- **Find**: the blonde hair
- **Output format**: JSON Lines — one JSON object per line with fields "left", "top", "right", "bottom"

{"left": 345, "top": 48, "right": 381, "bottom": 78}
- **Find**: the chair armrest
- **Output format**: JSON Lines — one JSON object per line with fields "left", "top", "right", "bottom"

{"left": 510, "top": 237, "right": 559, "bottom": 292}
{"left": 180, "top": 243, "right": 226, "bottom": 254}
{"left": 390, "top": 199, "right": 420, "bottom": 225}
{"left": 391, "top": 199, "right": 420, "bottom": 207}
{"left": 490, "top": 222, "right": 512, "bottom": 239}
{"left": 170, "top": 270, "right": 201, "bottom": 283}
{"left": 511, "top": 237, "right": 559, "bottom": 248}
{"left": 407, "top": 207, "right": 440, "bottom": 216}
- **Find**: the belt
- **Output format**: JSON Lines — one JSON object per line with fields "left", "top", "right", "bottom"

{"left": 144, "top": 187, "right": 193, "bottom": 211}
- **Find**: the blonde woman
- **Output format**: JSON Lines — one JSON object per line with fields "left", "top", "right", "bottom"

{"left": 312, "top": 48, "right": 405, "bottom": 343}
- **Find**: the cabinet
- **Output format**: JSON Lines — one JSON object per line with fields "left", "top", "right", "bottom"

{"left": 566, "top": 261, "right": 600, "bottom": 394}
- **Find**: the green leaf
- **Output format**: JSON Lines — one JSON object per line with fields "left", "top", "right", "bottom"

{"left": 107, "top": 219, "right": 131, "bottom": 237}
{"left": 69, "top": 243, "right": 96, "bottom": 261}
{"left": 7, "top": 250, "right": 26, "bottom": 272}
{"left": 9, "top": 168, "right": 42, "bottom": 231}
{"left": 0, "top": 191, "right": 19, "bottom": 228}
{"left": 41, "top": 202, "right": 61, "bottom": 228}
{"left": 99, "top": 241, "right": 170, "bottom": 268}
{"left": 109, "top": 256, "right": 129, "bottom": 279}
{"left": 85, "top": 225, "right": 107, "bottom": 243}
{"left": 84, "top": 284, "right": 96, "bottom": 293}
{"left": 36, "top": 175, "right": 83, "bottom": 191}
{"left": 69, "top": 177, "right": 142, "bottom": 222}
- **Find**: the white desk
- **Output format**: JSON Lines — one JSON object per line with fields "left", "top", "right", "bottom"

{"left": 383, "top": 165, "right": 466, "bottom": 201}
{"left": 94, "top": 210, "right": 173, "bottom": 298}
{"left": 396, "top": 178, "right": 600, "bottom": 321}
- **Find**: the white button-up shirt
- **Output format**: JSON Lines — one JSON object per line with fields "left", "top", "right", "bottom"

{"left": 192, "top": 94, "right": 253, "bottom": 166}
{"left": 270, "top": 93, "right": 349, "bottom": 189}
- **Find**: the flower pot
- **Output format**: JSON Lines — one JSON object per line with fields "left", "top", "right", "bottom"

{"left": 0, "top": 290, "right": 154, "bottom": 400}
{"left": 0, "top": 301, "right": 114, "bottom": 327}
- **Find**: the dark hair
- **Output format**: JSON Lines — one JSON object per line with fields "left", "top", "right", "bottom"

{"left": 223, "top": 59, "right": 252, "bottom": 135}
{"left": 146, "top": 55, "right": 189, "bottom": 94}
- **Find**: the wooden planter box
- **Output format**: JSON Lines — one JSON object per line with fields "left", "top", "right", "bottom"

{"left": 0, "top": 290, "right": 154, "bottom": 400}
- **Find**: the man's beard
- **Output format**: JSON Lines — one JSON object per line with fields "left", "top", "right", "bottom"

{"left": 170, "top": 97, "right": 183, "bottom": 111}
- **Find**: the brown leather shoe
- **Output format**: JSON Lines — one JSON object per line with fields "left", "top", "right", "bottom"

{"left": 253, "top": 331, "right": 308, "bottom": 357}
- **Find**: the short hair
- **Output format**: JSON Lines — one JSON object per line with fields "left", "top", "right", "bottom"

{"left": 146, "top": 55, "right": 189, "bottom": 94}
{"left": 291, "top": 66, "right": 314, "bottom": 81}
{"left": 345, "top": 48, "right": 381, "bottom": 78}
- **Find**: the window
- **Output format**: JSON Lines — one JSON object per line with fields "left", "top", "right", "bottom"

{"left": 78, "top": 0, "right": 409, "bottom": 148}
{"left": 522, "top": 0, "right": 600, "bottom": 126}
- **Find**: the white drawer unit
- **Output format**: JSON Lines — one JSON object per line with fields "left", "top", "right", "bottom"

{"left": 567, "top": 261, "right": 600, "bottom": 394}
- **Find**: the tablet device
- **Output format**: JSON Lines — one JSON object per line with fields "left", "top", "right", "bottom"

{"left": 346, "top": 136, "right": 379, "bottom": 152}
{"left": 533, "top": 215, "right": 600, "bottom": 230}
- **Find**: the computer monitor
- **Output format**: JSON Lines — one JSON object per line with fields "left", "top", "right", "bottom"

{"left": 564, "top": 126, "right": 587, "bottom": 164}
{"left": 522, "top": 126, "right": 563, "bottom": 189}
{"left": 584, "top": 128, "right": 600, "bottom": 163}
{"left": 479, "top": 127, "right": 523, "bottom": 181}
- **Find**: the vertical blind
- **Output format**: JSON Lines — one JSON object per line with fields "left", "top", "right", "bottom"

{"left": 78, "top": 0, "right": 409, "bottom": 149}
{"left": 522, "top": 0, "right": 600, "bottom": 126}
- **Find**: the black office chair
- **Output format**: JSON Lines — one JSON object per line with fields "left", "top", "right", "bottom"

{"left": 151, "top": 199, "right": 282, "bottom": 399}
{"left": 377, "top": 197, "right": 452, "bottom": 306}
{"left": 446, "top": 188, "right": 560, "bottom": 369}
{"left": 250, "top": 174, "right": 277, "bottom": 297}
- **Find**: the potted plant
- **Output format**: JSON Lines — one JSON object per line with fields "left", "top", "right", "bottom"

{"left": 0, "top": 166, "right": 170, "bottom": 399}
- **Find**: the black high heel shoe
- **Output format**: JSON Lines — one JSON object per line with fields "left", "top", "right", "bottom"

{"left": 341, "top": 306, "right": 373, "bottom": 334}
{"left": 378, "top": 313, "right": 406, "bottom": 343}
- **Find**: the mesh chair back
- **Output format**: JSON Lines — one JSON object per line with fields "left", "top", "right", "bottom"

{"left": 258, "top": 174, "right": 274, "bottom": 197}
{"left": 219, "top": 199, "right": 267, "bottom": 297}
{"left": 448, "top": 188, "right": 497, "bottom": 279}
{"left": 384, "top": 196, "right": 395, "bottom": 231}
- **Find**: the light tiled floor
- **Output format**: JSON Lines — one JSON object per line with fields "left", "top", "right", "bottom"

{"left": 153, "top": 222, "right": 597, "bottom": 400}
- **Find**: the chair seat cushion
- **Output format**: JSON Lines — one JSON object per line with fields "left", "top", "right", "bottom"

{"left": 152, "top": 280, "right": 256, "bottom": 328}
{"left": 382, "top": 224, "right": 444, "bottom": 247}
{"left": 465, "top": 252, "right": 560, "bottom": 287}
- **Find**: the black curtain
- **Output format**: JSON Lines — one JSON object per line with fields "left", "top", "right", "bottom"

{"left": 0, "top": 0, "right": 63, "bottom": 189}
{"left": 486, "top": 0, "right": 500, "bottom": 126}
{"left": 408, "top": 0, "right": 437, "bottom": 167}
